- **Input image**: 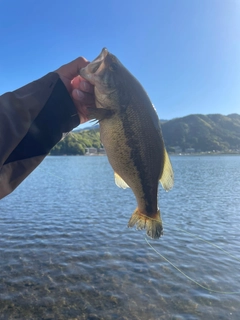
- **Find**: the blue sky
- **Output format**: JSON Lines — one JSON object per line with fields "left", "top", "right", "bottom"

{"left": 0, "top": 0, "right": 239, "bottom": 123}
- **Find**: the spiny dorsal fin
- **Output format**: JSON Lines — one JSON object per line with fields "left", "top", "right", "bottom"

{"left": 114, "top": 172, "right": 129, "bottom": 189}
{"left": 160, "top": 148, "right": 174, "bottom": 191}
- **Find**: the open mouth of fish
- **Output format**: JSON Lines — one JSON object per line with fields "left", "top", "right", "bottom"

{"left": 80, "top": 48, "right": 109, "bottom": 79}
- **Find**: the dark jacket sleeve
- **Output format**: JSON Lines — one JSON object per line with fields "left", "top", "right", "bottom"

{"left": 0, "top": 72, "right": 80, "bottom": 199}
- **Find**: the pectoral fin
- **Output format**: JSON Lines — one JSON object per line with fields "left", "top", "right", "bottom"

{"left": 160, "top": 148, "right": 174, "bottom": 191}
{"left": 114, "top": 172, "right": 129, "bottom": 189}
{"left": 87, "top": 107, "right": 114, "bottom": 121}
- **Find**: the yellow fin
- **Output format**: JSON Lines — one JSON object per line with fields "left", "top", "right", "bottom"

{"left": 128, "top": 208, "right": 163, "bottom": 239}
{"left": 160, "top": 148, "right": 174, "bottom": 191}
{"left": 114, "top": 172, "right": 129, "bottom": 189}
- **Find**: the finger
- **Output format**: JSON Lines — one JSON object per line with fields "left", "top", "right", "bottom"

{"left": 79, "top": 80, "right": 94, "bottom": 93}
{"left": 72, "top": 89, "right": 95, "bottom": 105}
{"left": 71, "top": 76, "right": 94, "bottom": 93}
{"left": 75, "top": 103, "right": 96, "bottom": 124}
{"left": 58, "top": 57, "right": 89, "bottom": 79}
{"left": 71, "top": 76, "right": 82, "bottom": 88}
{"left": 78, "top": 106, "right": 91, "bottom": 124}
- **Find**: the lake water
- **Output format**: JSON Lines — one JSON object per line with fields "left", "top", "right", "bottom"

{"left": 0, "top": 155, "right": 240, "bottom": 320}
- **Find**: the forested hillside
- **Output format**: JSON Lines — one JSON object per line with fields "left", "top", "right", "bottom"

{"left": 50, "top": 129, "right": 101, "bottom": 155}
{"left": 162, "top": 113, "right": 240, "bottom": 152}
{"left": 49, "top": 114, "right": 240, "bottom": 155}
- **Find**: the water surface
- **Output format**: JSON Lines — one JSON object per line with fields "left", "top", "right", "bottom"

{"left": 0, "top": 155, "right": 240, "bottom": 319}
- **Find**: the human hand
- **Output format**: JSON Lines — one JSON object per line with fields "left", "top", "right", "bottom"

{"left": 55, "top": 57, "right": 95, "bottom": 124}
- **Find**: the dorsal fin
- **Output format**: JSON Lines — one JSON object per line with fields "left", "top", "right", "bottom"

{"left": 114, "top": 172, "right": 129, "bottom": 189}
{"left": 160, "top": 148, "right": 174, "bottom": 191}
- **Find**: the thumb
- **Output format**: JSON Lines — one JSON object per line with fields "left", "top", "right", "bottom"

{"left": 56, "top": 57, "right": 89, "bottom": 79}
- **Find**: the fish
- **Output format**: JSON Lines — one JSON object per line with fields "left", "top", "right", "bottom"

{"left": 80, "top": 48, "right": 174, "bottom": 239}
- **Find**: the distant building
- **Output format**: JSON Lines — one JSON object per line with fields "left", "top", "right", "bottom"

{"left": 173, "top": 146, "right": 182, "bottom": 153}
{"left": 98, "top": 148, "right": 106, "bottom": 155}
{"left": 85, "top": 147, "right": 98, "bottom": 155}
{"left": 85, "top": 147, "right": 106, "bottom": 155}
{"left": 185, "top": 148, "right": 195, "bottom": 153}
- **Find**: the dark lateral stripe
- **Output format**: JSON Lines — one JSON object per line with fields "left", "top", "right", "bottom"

{"left": 121, "top": 108, "right": 163, "bottom": 214}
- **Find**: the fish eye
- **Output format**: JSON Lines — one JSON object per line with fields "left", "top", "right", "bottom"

{"left": 109, "top": 63, "right": 118, "bottom": 72}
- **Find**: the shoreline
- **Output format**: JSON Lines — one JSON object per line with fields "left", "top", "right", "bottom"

{"left": 48, "top": 152, "right": 240, "bottom": 157}
{"left": 169, "top": 151, "right": 240, "bottom": 156}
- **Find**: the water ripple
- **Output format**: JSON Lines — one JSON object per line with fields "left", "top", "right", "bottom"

{"left": 0, "top": 155, "right": 240, "bottom": 319}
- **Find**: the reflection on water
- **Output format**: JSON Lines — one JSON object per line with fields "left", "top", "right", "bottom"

{"left": 0, "top": 155, "right": 240, "bottom": 319}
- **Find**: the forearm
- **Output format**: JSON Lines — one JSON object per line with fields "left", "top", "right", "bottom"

{"left": 0, "top": 73, "right": 79, "bottom": 199}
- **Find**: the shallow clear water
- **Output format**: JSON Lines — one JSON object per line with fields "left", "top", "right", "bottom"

{"left": 0, "top": 155, "right": 240, "bottom": 319}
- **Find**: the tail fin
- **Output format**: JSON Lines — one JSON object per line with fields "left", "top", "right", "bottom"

{"left": 128, "top": 208, "right": 163, "bottom": 239}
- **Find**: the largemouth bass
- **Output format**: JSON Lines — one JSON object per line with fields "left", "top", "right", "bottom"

{"left": 80, "top": 48, "right": 174, "bottom": 239}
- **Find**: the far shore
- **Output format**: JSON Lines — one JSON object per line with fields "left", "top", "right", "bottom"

{"left": 169, "top": 151, "right": 240, "bottom": 156}
{"left": 48, "top": 151, "right": 240, "bottom": 157}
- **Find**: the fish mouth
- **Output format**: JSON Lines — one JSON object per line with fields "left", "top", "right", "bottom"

{"left": 93, "top": 47, "right": 108, "bottom": 63}
{"left": 80, "top": 48, "right": 109, "bottom": 78}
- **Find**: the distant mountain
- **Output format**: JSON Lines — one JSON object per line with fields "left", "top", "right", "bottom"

{"left": 51, "top": 113, "right": 240, "bottom": 155}
{"left": 74, "top": 120, "right": 168, "bottom": 132}
{"left": 161, "top": 113, "right": 240, "bottom": 152}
